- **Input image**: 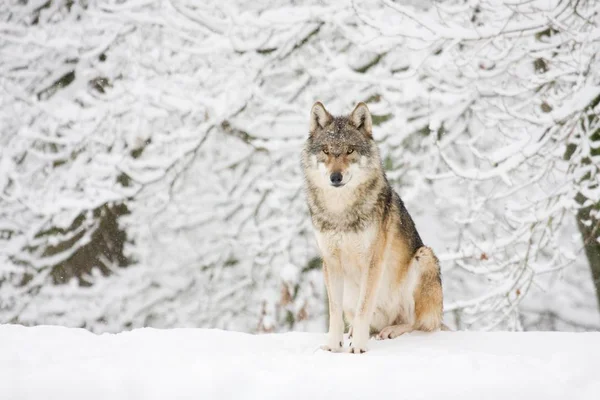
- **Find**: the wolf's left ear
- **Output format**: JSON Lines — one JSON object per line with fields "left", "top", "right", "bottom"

{"left": 350, "top": 102, "right": 372, "bottom": 138}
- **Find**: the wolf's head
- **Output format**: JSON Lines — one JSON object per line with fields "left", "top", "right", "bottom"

{"left": 302, "top": 102, "right": 381, "bottom": 189}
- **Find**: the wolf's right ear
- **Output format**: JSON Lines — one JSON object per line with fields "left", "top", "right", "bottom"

{"left": 350, "top": 102, "right": 373, "bottom": 138}
{"left": 309, "top": 102, "right": 333, "bottom": 135}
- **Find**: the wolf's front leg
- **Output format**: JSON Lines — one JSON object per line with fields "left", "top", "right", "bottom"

{"left": 321, "top": 259, "right": 345, "bottom": 352}
{"left": 349, "top": 240, "right": 385, "bottom": 354}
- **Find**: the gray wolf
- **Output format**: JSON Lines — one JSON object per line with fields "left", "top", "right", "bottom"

{"left": 302, "top": 102, "right": 444, "bottom": 353}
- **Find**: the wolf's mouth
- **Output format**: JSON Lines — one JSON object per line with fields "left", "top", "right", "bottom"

{"left": 330, "top": 182, "right": 345, "bottom": 188}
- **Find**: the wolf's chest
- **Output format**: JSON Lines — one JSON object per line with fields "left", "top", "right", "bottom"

{"left": 314, "top": 225, "right": 377, "bottom": 263}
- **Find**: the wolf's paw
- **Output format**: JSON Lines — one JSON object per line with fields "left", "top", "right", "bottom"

{"left": 414, "top": 246, "right": 434, "bottom": 262}
{"left": 347, "top": 326, "right": 353, "bottom": 339}
{"left": 347, "top": 344, "right": 367, "bottom": 354}
{"left": 347, "top": 325, "right": 368, "bottom": 353}
{"left": 320, "top": 340, "right": 344, "bottom": 353}
{"left": 376, "top": 324, "right": 413, "bottom": 340}
{"left": 320, "top": 333, "right": 344, "bottom": 353}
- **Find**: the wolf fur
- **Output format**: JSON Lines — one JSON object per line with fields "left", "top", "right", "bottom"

{"left": 302, "top": 102, "right": 444, "bottom": 354}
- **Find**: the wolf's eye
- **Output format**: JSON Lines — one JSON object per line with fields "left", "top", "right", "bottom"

{"left": 347, "top": 148, "right": 354, "bottom": 155}
{"left": 322, "top": 148, "right": 329, "bottom": 155}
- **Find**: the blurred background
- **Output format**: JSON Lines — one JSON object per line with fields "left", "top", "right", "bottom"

{"left": 1, "top": 0, "right": 599, "bottom": 333}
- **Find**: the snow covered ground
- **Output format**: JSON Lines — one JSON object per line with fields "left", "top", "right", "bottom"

{"left": 2, "top": 325, "right": 599, "bottom": 399}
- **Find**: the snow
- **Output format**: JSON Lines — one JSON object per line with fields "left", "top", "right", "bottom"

{"left": 2, "top": 325, "right": 600, "bottom": 400}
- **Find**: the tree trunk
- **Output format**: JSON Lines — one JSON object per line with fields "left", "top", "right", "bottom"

{"left": 576, "top": 202, "right": 600, "bottom": 311}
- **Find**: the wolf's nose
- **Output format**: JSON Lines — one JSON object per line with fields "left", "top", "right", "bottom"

{"left": 330, "top": 172, "right": 343, "bottom": 185}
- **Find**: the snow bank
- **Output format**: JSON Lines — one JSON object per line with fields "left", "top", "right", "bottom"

{"left": 2, "top": 325, "right": 599, "bottom": 400}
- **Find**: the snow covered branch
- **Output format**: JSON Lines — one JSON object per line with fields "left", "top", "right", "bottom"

{"left": 1, "top": 0, "right": 598, "bottom": 333}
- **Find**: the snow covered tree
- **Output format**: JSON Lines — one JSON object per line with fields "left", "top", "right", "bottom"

{"left": 1, "top": 0, "right": 598, "bottom": 332}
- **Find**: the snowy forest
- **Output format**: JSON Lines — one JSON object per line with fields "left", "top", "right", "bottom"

{"left": 1, "top": 0, "right": 599, "bottom": 334}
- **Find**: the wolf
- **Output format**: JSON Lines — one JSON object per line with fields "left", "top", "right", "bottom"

{"left": 302, "top": 102, "right": 444, "bottom": 354}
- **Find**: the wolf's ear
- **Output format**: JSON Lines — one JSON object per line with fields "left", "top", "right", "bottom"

{"left": 310, "top": 102, "right": 333, "bottom": 134}
{"left": 350, "top": 102, "right": 372, "bottom": 138}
